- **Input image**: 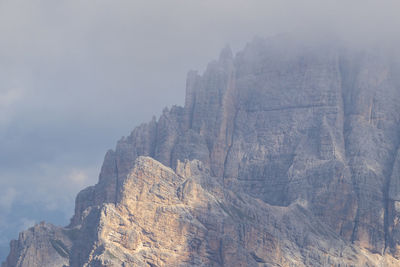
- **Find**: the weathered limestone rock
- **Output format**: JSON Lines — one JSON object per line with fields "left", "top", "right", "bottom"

{"left": 7, "top": 157, "right": 400, "bottom": 266}
{"left": 70, "top": 157, "right": 400, "bottom": 266}
{"left": 2, "top": 222, "right": 72, "bottom": 267}
{"left": 4, "top": 36, "right": 400, "bottom": 266}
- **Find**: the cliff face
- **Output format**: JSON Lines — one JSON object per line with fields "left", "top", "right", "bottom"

{"left": 4, "top": 36, "right": 400, "bottom": 266}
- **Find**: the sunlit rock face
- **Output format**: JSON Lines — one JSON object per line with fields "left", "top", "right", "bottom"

{"left": 4, "top": 36, "right": 400, "bottom": 266}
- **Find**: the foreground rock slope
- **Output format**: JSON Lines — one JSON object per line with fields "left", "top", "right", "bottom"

{"left": 4, "top": 36, "right": 400, "bottom": 266}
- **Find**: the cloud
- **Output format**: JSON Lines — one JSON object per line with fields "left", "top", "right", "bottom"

{"left": 22, "top": 162, "right": 98, "bottom": 212}
{"left": 0, "top": 88, "right": 23, "bottom": 108}
{"left": 0, "top": 88, "right": 25, "bottom": 124}
{"left": 0, "top": 188, "right": 17, "bottom": 212}
{"left": 67, "top": 169, "right": 90, "bottom": 186}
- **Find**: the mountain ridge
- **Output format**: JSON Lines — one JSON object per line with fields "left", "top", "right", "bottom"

{"left": 4, "top": 35, "right": 400, "bottom": 266}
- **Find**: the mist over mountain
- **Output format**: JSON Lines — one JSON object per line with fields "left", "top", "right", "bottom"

{"left": 2, "top": 0, "right": 400, "bottom": 265}
{"left": 3, "top": 34, "right": 400, "bottom": 266}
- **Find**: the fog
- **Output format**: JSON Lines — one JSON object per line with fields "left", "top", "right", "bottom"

{"left": 0, "top": 0, "right": 399, "bottom": 259}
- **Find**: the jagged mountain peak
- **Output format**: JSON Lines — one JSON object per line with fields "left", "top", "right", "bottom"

{"left": 4, "top": 36, "right": 400, "bottom": 266}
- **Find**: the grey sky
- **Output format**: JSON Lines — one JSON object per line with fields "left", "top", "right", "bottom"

{"left": 1, "top": 0, "right": 399, "bottom": 260}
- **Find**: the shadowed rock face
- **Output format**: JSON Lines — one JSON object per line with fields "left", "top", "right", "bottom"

{"left": 4, "top": 36, "right": 400, "bottom": 266}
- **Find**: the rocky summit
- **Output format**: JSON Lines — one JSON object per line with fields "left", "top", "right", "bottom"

{"left": 3, "top": 36, "right": 400, "bottom": 266}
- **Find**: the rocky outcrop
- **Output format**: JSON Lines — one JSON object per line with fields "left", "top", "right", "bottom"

{"left": 2, "top": 223, "right": 72, "bottom": 267}
{"left": 4, "top": 36, "right": 400, "bottom": 266}
{"left": 6, "top": 157, "right": 400, "bottom": 266}
{"left": 72, "top": 157, "right": 400, "bottom": 266}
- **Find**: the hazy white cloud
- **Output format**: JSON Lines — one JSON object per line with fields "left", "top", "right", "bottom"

{"left": 0, "top": 88, "right": 25, "bottom": 124}
{"left": 0, "top": 89, "right": 23, "bottom": 108}
{"left": 67, "top": 169, "right": 90, "bottom": 186}
{"left": 0, "top": 188, "right": 17, "bottom": 212}
{"left": 26, "top": 162, "right": 98, "bottom": 212}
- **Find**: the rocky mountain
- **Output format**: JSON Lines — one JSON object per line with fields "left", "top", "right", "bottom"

{"left": 3, "top": 36, "right": 400, "bottom": 266}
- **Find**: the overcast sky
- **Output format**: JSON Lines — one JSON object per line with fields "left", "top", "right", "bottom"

{"left": 1, "top": 0, "right": 400, "bottom": 260}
